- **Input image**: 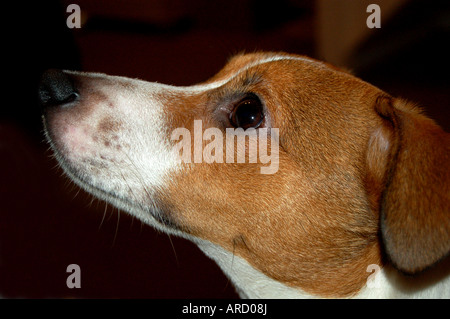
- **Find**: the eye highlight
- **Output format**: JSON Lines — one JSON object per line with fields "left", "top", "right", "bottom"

{"left": 229, "top": 94, "right": 264, "bottom": 129}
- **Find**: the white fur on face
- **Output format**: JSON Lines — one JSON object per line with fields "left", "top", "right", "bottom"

{"left": 44, "top": 71, "right": 184, "bottom": 233}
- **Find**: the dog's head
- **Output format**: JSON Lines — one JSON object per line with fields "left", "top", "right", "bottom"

{"left": 40, "top": 52, "right": 449, "bottom": 298}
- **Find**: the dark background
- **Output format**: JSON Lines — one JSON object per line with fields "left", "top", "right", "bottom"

{"left": 1, "top": 0, "right": 449, "bottom": 298}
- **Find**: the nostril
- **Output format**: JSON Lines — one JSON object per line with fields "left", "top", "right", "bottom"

{"left": 38, "top": 69, "right": 79, "bottom": 107}
{"left": 62, "top": 92, "right": 80, "bottom": 104}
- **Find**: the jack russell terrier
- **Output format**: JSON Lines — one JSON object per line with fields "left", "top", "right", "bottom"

{"left": 38, "top": 52, "right": 449, "bottom": 298}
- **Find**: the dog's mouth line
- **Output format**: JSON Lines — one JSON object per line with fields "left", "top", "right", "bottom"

{"left": 43, "top": 128, "right": 172, "bottom": 227}
{"left": 53, "top": 148, "right": 138, "bottom": 208}
{"left": 58, "top": 156, "right": 180, "bottom": 230}
{"left": 43, "top": 121, "right": 142, "bottom": 208}
{"left": 43, "top": 118, "right": 186, "bottom": 235}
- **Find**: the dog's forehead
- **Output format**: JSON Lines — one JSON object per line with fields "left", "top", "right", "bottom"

{"left": 203, "top": 52, "right": 326, "bottom": 85}
{"left": 226, "top": 52, "right": 324, "bottom": 71}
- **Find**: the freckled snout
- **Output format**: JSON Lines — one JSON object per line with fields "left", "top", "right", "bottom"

{"left": 38, "top": 69, "right": 80, "bottom": 108}
{"left": 40, "top": 68, "right": 180, "bottom": 230}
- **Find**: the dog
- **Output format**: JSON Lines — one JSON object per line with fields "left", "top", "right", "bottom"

{"left": 39, "top": 52, "right": 449, "bottom": 298}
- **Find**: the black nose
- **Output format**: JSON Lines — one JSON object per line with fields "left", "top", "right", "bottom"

{"left": 38, "top": 69, "right": 79, "bottom": 107}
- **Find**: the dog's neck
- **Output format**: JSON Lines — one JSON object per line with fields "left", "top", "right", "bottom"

{"left": 195, "top": 239, "right": 450, "bottom": 299}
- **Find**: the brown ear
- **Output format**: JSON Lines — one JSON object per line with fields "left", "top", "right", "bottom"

{"left": 367, "top": 96, "right": 450, "bottom": 274}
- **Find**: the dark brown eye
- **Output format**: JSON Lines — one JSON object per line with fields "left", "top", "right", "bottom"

{"left": 229, "top": 94, "right": 264, "bottom": 129}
